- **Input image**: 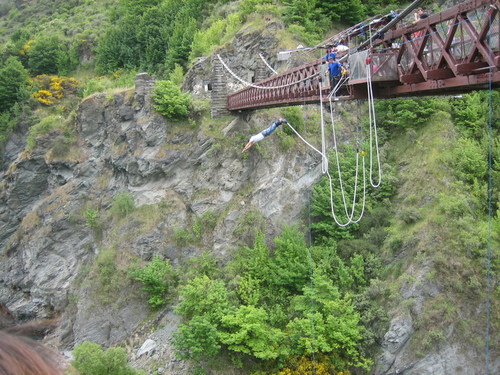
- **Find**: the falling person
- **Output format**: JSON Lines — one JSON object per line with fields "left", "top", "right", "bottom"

{"left": 242, "top": 118, "right": 288, "bottom": 152}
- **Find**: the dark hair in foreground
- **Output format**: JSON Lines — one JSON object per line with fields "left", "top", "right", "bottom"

{"left": 0, "top": 330, "right": 64, "bottom": 375}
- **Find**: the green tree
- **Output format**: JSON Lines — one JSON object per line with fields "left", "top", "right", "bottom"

{"left": 152, "top": 80, "right": 191, "bottom": 120}
{"left": 219, "top": 305, "right": 284, "bottom": 360}
{"left": 136, "top": 5, "right": 175, "bottom": 72}
{"left": 175, "top": 275, "right": 232, "bottom": 321}
{"left": 375, "top": 98, "right": 437, "bottom": 129}
{"left": 27, "top": 35, "right": 63, "bottom": 75}
{"left": 173, "top": 315, "right": 221, "bottom": 361}
{"left": 447, "top": 137, "right": 487, "bottom": 183}
{"left": 317, "top": 0, "right": 367, "bottom": 24}
{"left": 283, "top": 0, "right": 328, "bottom": 42}
{"left": 270, "top": 226, "right": 310, "bottom": 294}
{"left": 165, "top": 15, "right": 198, "bottom": 71}
{"left": 281, "top": 106, "right": 304, "bottom": 135}
{"left": 0, "top": 57, "right": 29, "bottom": 113}
{"left": 287, "top": 272, "right": 369, "bottom": 369}
{"left": 130, "top": 256, "right": 176, "bottom": 309}
{"left": 72, "top": 341, "right": 144, "bottom": 375}
{"left": 310, "top": 147, "right": 362, "bottom": 244}
{"left": 451, "top": 91, "right": 500, "bottom": 139}
{"left": 95, "top": 17, "right": 141, "bottom": 74}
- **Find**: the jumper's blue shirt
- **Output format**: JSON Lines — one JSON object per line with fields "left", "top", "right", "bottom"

{"left": 328, "top": 61, "right": 342, "bottom": 77}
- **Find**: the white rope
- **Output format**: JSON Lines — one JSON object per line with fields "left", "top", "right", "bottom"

{"left": 366, "top": 61, "right": 383, "bottom": 187}
{"left": 327, "top": 74, "right": 349, "bottom": 100}
{"left": 217, "top": 54, "right": 319, "bottom": 90}
{"left": 258, "top": 53, "right": 278, "bottom": 74}
{"left": 320, "top": 81, "right": 328, "bottom": 174}
{"left": 282, "top": 80, "right": 366, "bottom": 227}
{"left": 284, "top": 119, "right": 324, "bottom": 157}
{"left": 327, "top": 93, "right": 367, "bottom": 224}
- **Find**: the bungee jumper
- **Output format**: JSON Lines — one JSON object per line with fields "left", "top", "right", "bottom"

{"left": 242, "top": 118, "right": 288, "bottom": 152}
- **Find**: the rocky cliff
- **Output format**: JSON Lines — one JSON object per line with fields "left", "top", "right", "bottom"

{"left": 0, "top": 16, "right": 497, "bottom": 375}
{"left": 0, "top": 69, "right": 322, "bottom": 368}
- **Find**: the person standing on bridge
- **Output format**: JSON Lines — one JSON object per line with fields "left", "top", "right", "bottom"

{"left": 324, "top": 48, "right": 336, "bottom": 62}
{"left": 328, "top": 56, "right": 342, "bottom": 89}
{"left": 242, "top": 118, "right": 288, "bottom": 152}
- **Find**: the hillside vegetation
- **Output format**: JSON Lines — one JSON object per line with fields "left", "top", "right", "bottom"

{"left": 0, "top": 1, "right": 498, "bottom": 375}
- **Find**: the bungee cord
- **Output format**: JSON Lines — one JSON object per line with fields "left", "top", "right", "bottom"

{"left": 366, "top": 59, "right": 383, "bottom": 187}
{"left": 283, "top": 78, "right": 368, "bottom": 227}
{"left": 327, "top": 86, "right": 367, "bottom": 224}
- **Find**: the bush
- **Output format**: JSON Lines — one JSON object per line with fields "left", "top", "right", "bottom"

{"left": 152, "top": 80, "right": 191, "bottom": 120}
{"left": 26, "top": 115, "right": 64, "bottom": 151}
{"left": 111, "top": 191, "right": 135, "bottom": 218}
{"left": 85, "top": 208, "right": 100, "bottom": 229}
{"left": 0, "top": 57, "right": 30, "bottom": 113}
{"left": 129, "top": 256, "right": 177, "bottom": 309}
{"left": 447, "top": 137, "right": 486, "bottom": 183}
{"left": 281, "top": 106, "right": 304, "bottom": 136}
{"left": 26, "top": 35, "right": 63, "bottom": 75}
{"left": 72, "top": 341, "right": 144, "bottom": 375}
{"left": 173, "top": 315, "right": 221, "bottom": 361}
{"left": 376, "top": 98, "right": 437, "bottom": 129}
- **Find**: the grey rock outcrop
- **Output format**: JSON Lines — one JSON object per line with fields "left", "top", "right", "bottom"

{"left": 0, "top": 68, "right": 322, "bottom": 354}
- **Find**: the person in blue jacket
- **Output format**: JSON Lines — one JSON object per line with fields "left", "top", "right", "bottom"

{"left": 324, "top": 48, "right": 337, "bottom": 62}
{"left": 328, "top": 56, "right": 342, "bottom": 88}
{"left": 242, "top": 118, "right": 288, "bottom": 152}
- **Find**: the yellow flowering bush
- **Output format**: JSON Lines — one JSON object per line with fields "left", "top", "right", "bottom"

{"left": 32, "top": 75, "right": 81, "bottom": 105}
{"left": 33, "top": 90, "right": 55, "bottom": 105}
{"left": 274, "top": 356, "right": 351, "bottom": 375}
{"left": 19, "top": 40, "right": 33, "bottom": 55}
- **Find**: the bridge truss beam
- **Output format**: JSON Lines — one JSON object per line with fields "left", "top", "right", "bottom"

{"left": 227, "top": 0, "right": 500, "bottom": 111}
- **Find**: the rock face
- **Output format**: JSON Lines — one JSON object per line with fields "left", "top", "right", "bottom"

{"left": 0, "top": 69, "right": 321, "bottom": 355}
{"left": 0, "top": 17, "right": 497, "bottom": 375}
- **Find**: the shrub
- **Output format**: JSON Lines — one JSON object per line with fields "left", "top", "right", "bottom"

{"left": 50, "top": 134, "right": 75, "bottom": 159}
{"left": 0, "top": 57, "right": 30, "bottom": 113}
{"left": 72, "top": 341, "right": 144, "bottom": 375}
{"left": 111, "top": 191, "right": 135, "bottom": 218}
{"left": 446, "top": 137, "right": 486, "bottom": 183}
{"left": 26, "top": 35, "right": 63, "bottom": 75}
{"left": 94, "top": 248, "right": 119, "bottom": 294}
{"left": 32, "top": 75, "right": 81, "bottom": 105}
{"left": 398, "top": 207, "right": 422, "bottom": 224}
{"left": 376, "top": 98, "right": 437, "bottom": 129}
{"left": 152, "top": 80, "right": 191, "bottom": 120}
{"left": 129, "top": 256, "right": 177, "bottom": 309}
{"left": 85, "top": 208, "right": 100, "bottom": 229}
{"left": 26, "top": 115, "right": 64, "bottom": 151}
{"left": 281, "top": 106, "right": 304, "bottom": 136}
{"left": 173, "top": 315, "right": 221, "bottom": 361}
{"left": 173, "top": 227, "right": 195, "bottom": 246}
{"left": 169, "top": 64, "right": 185, "bottom": 86}
{"left": 0, "top": 109, "right": 19, "bottom": 144}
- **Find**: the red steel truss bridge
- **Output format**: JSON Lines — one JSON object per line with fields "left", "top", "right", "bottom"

{"left": 226, "top": 0, "right": 500, "bottom": 111}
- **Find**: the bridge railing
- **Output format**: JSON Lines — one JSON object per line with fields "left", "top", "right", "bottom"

{"left": 227, "top": 60, "right": 330, "bottom": 110}
{"left": 373, "top": 0, "right": 499, "bottom": 85}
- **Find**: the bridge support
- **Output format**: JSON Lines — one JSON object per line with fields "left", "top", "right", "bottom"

{"left": 210, "top": 55, "right": 231, "bottom": 119}
{"left": 254, "top": 58, "right": 268, "bottom": 82}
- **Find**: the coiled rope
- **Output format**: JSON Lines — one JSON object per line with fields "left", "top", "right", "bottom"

{"left": 284, "top": 78, "right": 367, "bottom": 227}
{"left": 366, "top": 59, "right": 383, "bottom": 187}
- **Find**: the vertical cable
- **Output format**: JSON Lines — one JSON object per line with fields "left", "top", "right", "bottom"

{"left": 485, "top": 8, "right": 494, "bottom": 373}
{"left": 307, "top": 192, "right": 316, "bottom": 374}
